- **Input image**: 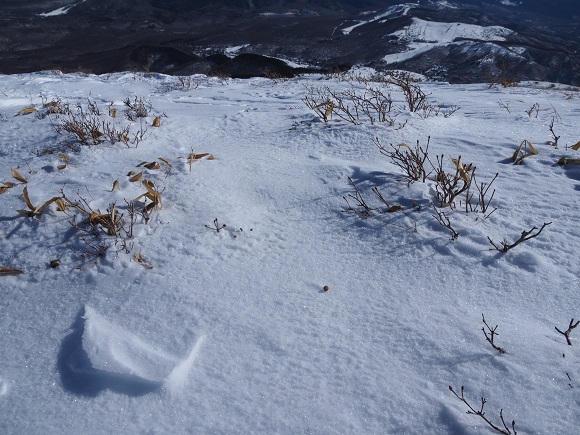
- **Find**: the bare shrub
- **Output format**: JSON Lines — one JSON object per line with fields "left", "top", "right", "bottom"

{"left": 434, "top": 155, "right": 474, "bottom": 208}
{"left": 375, "top": 136, "right": 431, "bottom": 183}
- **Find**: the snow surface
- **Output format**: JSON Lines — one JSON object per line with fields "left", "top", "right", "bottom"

{"left": 384, "top": 18, "right": 513, "bottom": 64}
{"left": 1, "top": 70, "right": 580, "bottom": 434}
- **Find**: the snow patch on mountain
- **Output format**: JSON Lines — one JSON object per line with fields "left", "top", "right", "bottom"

{"left": 38, "top": 0, "right": 87, "bottom": 17}
{"left": 384, "top": 17, "right": 514, "bottom": 64}
{"left": 341, "top": 3, "right": 416, "bottom": 35}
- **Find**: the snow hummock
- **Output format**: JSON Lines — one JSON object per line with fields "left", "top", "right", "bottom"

{"left": 38, "top": 0, "right": 88, "bottom": 17}
{"left": 1, "top": 70, "right": 580, "bottom": 434}
{"left": 384, "top": 17, "right": 514, "bottom": 63}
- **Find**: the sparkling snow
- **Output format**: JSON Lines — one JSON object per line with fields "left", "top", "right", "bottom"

{"left": 0, "top": 70, "right": 579, "bottom": 434}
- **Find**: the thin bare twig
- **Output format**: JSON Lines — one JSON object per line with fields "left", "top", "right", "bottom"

{"left": 555, "top": 318, "right": 580, "bottom": 346}
{"left": 449, "top": 386, "right": 517, "bottom": 435}
{"left": 482, "top": 314, "right": 507, "bottom": 354}
{"left": 487, "top": 222, "right": 552, "bottom": 253}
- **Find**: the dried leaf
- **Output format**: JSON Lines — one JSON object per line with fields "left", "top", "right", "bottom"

{"left": 111, "top": 179, "right": 120, "bottom": 192}
{"left": 512, "top": 142, "right": 524, "bottom": 162}
{"left": 187, "top": 152, "right": 215, "bottom": 163}
{"left": 144, "top": 162, "right": 161, "bottom": 170}
{"left": 2, "top": 182, "right": 15, "bottom": 188}
{"left": 558, "top": 157, "right": 580, "bottom": 166}
{"left": 118, "top": 133, "right": 130, "bottom": 143}
{"left": 152, "top": 116, "right": 161, "bottom": 127}
{"left": 57, "top": 153, "right": 69, "bottom": 163}
{"left": 324, "top": 103, "right": 334, "bottom": 119}
{"left": 55, "top": 198, "right": 67, "bottom": 211}
{"left": 0, "top": 267, "right": 24, "bottom": 276}
{"left": 451, "top": 158, "right": 472, "bottom": 183}
{"left": 134, "top": 252, "right": 154, "bottom": 269}
{"left": 18, "top": 107, "right": 37, "bottom": 115}
{"left": 11, "top": 168, "right": 27, "bottom": 184}
{"left": 158, "top": 157, "right": 172, "bottom": 168}
{"left": 0, "top": 186, "right": 10, "bottom": 194}
{"left": 22, "top": 186, "right": 35, "bottom": 210}
{"left": 386, "top": 205, "right": 403, "bottom": 213}
{"left": 57, "top": 164, "right": 67, "bottom": 170}
{"left": 36, "top": 197, "right": 59, "bottom": 214}
{"left": 50, "top": 259, "right": 61, "bottom": 269}
{"left": 571, "top": 141, "right": 580, "bottom": 151}
{"left": 527, "top": 141, "right": 538, "bottom": 155}
{"left": 129, "top": 172, "right": 143, "bottom": 182}
{"left": 109, "top": 108, "right": 118, "bottom": 118}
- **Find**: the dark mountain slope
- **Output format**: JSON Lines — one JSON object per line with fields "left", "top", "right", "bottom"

{"left": 1, "top": 0, "right": 578, "bottom": 84}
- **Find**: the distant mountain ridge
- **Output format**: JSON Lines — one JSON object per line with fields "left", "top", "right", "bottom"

{"left": 1, "top": 0, "right": 579, "bottom": 84}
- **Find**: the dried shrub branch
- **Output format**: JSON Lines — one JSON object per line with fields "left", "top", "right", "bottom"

{"left": 375, "top": 136, "right": 431, "bottom": 183}
{"left": 555, "top": 319, "right": 580, "bottom": 346}
{"left": 487, "top": 222, "right": 552, "bottom": 253}
{"left": 449, "top": 386, "right": 517, "bottom": 435}
{"left": 482, "top": 314, "right": 507, "bottom": 354}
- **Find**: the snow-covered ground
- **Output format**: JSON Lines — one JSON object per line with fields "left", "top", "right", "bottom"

{"left": 0, "top": 70, "right": 579, "bottom": 434}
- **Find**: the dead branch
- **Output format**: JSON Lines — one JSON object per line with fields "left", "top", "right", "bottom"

{"left": 432, "top": 205, "right": 459, "bottom": 240}
{"left": 482, "top": 314, "right": 507, "bottom": 354}
{"left": 342, "top": 177, "right": 374, "bottom": 218}
{"left": 555, "top": 318, "right": 580, "bottom": 346}
{"left": 375, "top": 136, "right": 431, "bottom": 183}
{"left": 547, "top": 118, "right": 560, "bottom": 147}
{"left": 449, "top": 386, "right": 517, "bottom": 435}
{"left": 487, "top": 222, "right": 552, "bottom": 253}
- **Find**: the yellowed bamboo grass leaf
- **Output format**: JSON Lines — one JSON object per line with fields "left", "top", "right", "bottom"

{"left": 18, "top": 187, "right": 60, "bottom": 217}
{"left": 129, "top": 171, "right": 143, "bottom": 182}
{"left": 0, "top": 186, "right": 10, "bottom": 194}
{"left": 187, "top": 152, "right": 215, "bottom": 163}
{"left": 152, "top": 116, "right": 161, "bottom": 127}
{"left": 3, "top": 182, "right": 15, "bottom": 188}
{"left": 451, "top": 158, "right": 472, "bottom": 183}
{"left": 139, "top": 161, "right": 161, "bottom": 170}
{"left": 18, "top": 107, "right": 37, "bottom": 115}
{"left": 512, "top": 141, "right": 524, "bottom": 162}
{"left": 55, "top": 198, "right": 67, "bottom": 212}
{"left": 57, "top": 154, "right": 68, "bottom": 169}
{"left": 11, "top": 168, "right": 27, "bottom": 184}
{"left": 558, "top": 157, "right": 580, "bottom": 166}
{"left": 324, "top": 103, "right": 334, "bottom": 120}
{"left": 36, "top": 197, "right": 59, "bottom": 214}
{"left": 0, "top": 267, "right": 24, "bottom": 276}
{"left": 158, "top": 157, "right": 172, "bottom": 168}
{"left": 513, "top": 140, "right": 537, "bottom": 164}
{"left": 22, "top": 186, "right": 35, "bottom": 210}
{"left": 111, "top": 179, "right": 120, "bottom": 192}
{"left": 571, "top": 141, "right": 580, "bottom": 151}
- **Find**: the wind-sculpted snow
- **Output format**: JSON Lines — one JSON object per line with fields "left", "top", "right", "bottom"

{"left": 0, "top": 70, "right": 579, "bottom": 433}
